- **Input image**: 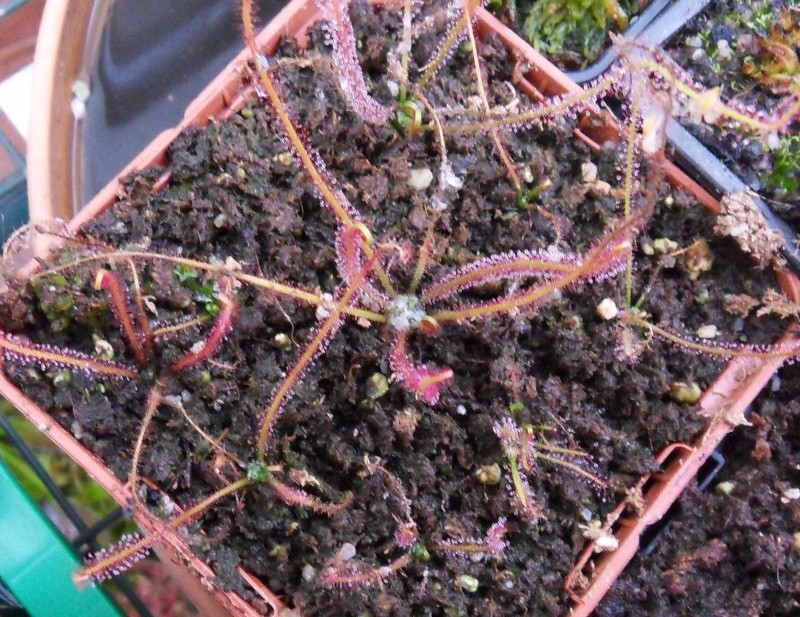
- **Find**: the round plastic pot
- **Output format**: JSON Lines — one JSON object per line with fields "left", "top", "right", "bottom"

{"left": 9, "top": 0, "right": 800, "bottom": 616}
{"left": 26, "top": 0, "right": 96, "bottom": 223}
{"left": 25, "top": 0, "right": 285, "bottom": 224}
{"left": 0, "top": 0, "right": 43, "bottom": 79}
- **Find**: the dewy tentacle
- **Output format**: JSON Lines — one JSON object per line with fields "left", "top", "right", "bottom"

{"left": 75, "top": 477, "right": 253, "bottom": 585}
{"left": 429, "top": 517, "right": 510, "bottom": 558}
{"left": 268, "top": 473, "right": 352, "bottom": 515}
{"left": 418, "top": 0, "right": 486, "bottom": 91}
{"left": 437, "top": 75, "right": 614, "bottom": 135}
{"left": 0, "top": 331, "right": 138, "bottom": 380}
{"left": 317, "top": 0, "right": 392, "bottom": 124}
{"left": 622, "top": 311, "right": 800, "bottom": 364}
{"left": 242, "top": 0, "right": 397, "bottom": 296}
{"left": 430, "top": 213, "right": 644, "bottom": 323}
{"left": 335, "top": 224, "right": 390, "bottom": 310}
{"left": 422, "top": 248, "right": 581, "bottom": 304}
{"left": 622, "top": 43, "right": 800, "bottom": 134}
{"left": 319, "top": 553, "right": 412, "bottom": 589}
{"left": 242, "top": 0, "right": 360, "bottom": 229}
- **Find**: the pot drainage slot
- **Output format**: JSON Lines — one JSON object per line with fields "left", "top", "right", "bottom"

{"left": 640, "top": 449, "right": 726, "bottom": 556}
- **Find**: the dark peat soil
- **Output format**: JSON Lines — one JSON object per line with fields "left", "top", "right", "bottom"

{"left": 0, "top": 1, "right": 790, "bottom": 615}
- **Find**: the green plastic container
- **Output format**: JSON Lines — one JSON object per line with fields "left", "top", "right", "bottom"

{"left": 0, "top": 131, "right": 27, "bottom": 244}
{"left": 0, "top": 458, "right": 121, "bottom": 617}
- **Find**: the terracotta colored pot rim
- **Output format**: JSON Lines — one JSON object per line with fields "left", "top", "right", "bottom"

{"left": 8, "top": 1, "right": 800, "bottom": 616}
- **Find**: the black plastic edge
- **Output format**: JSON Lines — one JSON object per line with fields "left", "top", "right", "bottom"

{"left": 566, "top": 0, "right": 709, "bottom": 84}
{"left": 667, "top": 121, "right": 800, "bottom": 273}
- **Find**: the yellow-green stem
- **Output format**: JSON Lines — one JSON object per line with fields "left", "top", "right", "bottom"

{"left": 623, "top": 94, "right": 641, "bottom": 308}
{"left": 242, "top": 0, "right": 397, "bottom": 297}
{"left": 409, "top": 221, "right": 435, "bottom": 294}
{"left": 462, "top": 0, "right": 521, "bottom": 191}
{"left": 636, "top": 59, "right": 800, "bottom": 133}
{"left": 418, "top": 0, "right": 482, "bottom": 91}
{"left": 508, "top": 453, "right": 528, "bottom": 509}
{"left": 626, "top": 313, "right": 800, "bottom": 361}
{"left": 37, "top": 251, "right": 387, "bottom": 324}
{"left": 435, "top": 78, "right": 613, "bottom": 135}
{"left": 129, "top": 383, "right": 164, "bottom": 507}
{"left": 256, "top": 257, "right": 376, "bottom": 458}
{"left": 75, "top": 477, "right": 253, "bottom": 585}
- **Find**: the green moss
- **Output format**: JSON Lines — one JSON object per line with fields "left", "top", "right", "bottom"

{"left": 173, "top": 265, "right": 223, "bottom": 315}
{"left": 764, "top": 134, "right": 800, "bottom": 193}
{"left": 33, "top": 286, "right": 76, "bottom": 332}
{"left": 518, "top": 0, "right": 631, "bottom": 66}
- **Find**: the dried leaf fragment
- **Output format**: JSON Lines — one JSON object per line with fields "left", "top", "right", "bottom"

{"left": 581, "top": 524, "right": 620, "bottom": 553}
{"left": 724, "top": 293, "right": 759, "bottom": 318}
{"left": 756, "top": 288, "right": 800, "bottom": 319}
{"left": 714, "top": 191, "right": 785, "bottom": 268}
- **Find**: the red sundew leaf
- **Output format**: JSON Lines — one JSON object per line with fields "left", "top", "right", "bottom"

{"left": 389, "top": 329, "right": 453, "bottom": 405}
{"left": 94, "top": 269, "right": 151, "bottom": 365}
{"left": 269, "top": 475, "right": 352, "bottom": 516}
{"left": 172, "top": 278, "right": 238, "bottom": 372}
{"left": 422, "top": 248, "right": 580, "bottom": 304}
{"left": 317, "top": 0, "right": 391, "bottom": 124}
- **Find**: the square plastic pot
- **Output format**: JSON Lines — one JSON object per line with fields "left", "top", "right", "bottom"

{"left": 10, "top": 0, "right": 800, "bottom": 615}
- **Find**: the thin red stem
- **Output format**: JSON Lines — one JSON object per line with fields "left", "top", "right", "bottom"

{"left": 172, "top": 278, "right": 238, "bottom": 372}
{"left": 94, "top": 269, "right": 150, "bottom": 365}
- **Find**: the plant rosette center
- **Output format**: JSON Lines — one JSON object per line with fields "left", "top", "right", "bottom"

{"left": 388, "top": 294, "right": 427, "bottom": 330}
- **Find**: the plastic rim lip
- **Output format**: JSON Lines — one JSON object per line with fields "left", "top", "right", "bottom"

{"left": 666, "top": 120, "right": 800, "bottom": 274}
{"left": 572, "top": 0, "right": 800, "bottom": 276}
